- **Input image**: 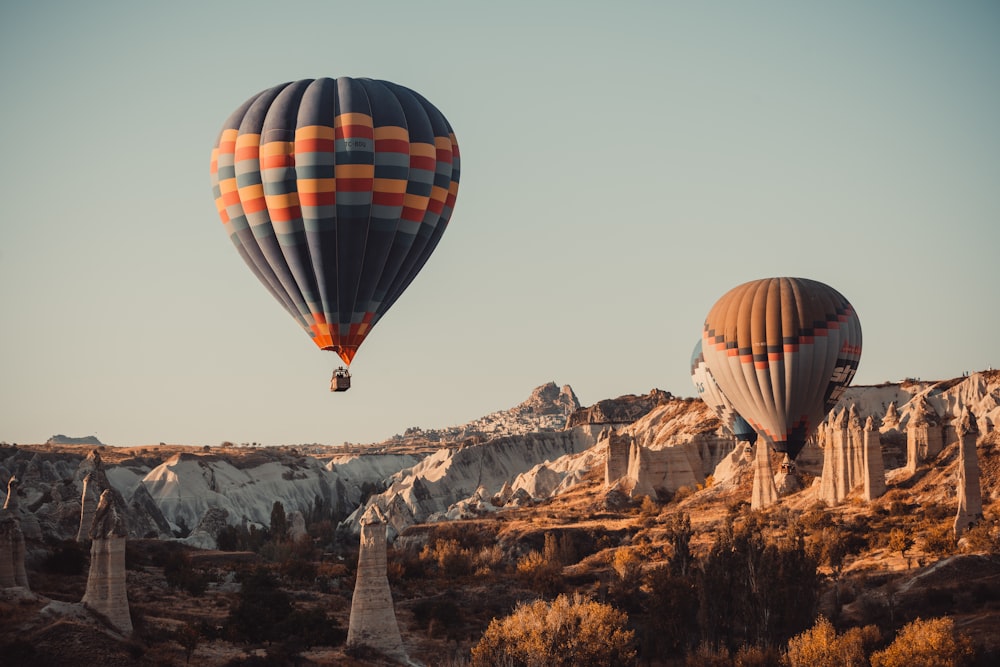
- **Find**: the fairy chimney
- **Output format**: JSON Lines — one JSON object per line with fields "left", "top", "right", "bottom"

{"left": 750, "top": 441, "right": 778, "bottom": 510}
{"left": 3, "top": 476, "right": 20, "bottom": 513}
{"left": 954, "top": 409, "right": 983, "bottom": 537}
{"left": 820, "top": 409, "right": 854, "bottom": 505}
{"left": 907, "top": 398, "right": 942, "bottom": 472}
{"left": 862, "top": 416, "right": 886, "bottom": 501}
{"left": 0, "top": 514, "right": 29, "bottom": 589}
{"left": 603, "top": 428, "right": 631, "bottom": 487}
{"left": 78, "top": 461, "right": 110, "bottom": 543}
{"left": 82, "top": 488, "right": 132, "bottom": 634}
{"left": 347, "top": 505, "right": 407, "bottom": 662}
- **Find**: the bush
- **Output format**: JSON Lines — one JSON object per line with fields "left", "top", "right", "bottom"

{"left": 785, "top": 616, "right": 879, "bottom": 667}
{"left": 470, "top": 593, "right": 636, "bottom": 667}
{"left": 869, "top": 616, "right": 974, "bottom": 667}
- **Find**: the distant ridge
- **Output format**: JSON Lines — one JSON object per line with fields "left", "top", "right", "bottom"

{"left": 46, "top": 434, "right": 104, "bottom": 446}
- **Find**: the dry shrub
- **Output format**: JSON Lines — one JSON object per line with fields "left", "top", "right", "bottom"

{"left": 869, "top": 616, "right": 974, "bottom": 667}
{"left": 785, "top": 616, "right": 879, "bottom": 667}
{"left": 470, "top": 593, "right": 636, "bottom": 667}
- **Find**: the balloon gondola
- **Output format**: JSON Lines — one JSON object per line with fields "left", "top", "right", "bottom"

{"left": 210, "top": 78, "right": 461, "bottom": 391}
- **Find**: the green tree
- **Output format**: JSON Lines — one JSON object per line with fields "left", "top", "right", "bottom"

{"left": 869, "top": 617, "right": 974, "bottom": 667}
{"left": 471, "top": 593, "right": 636, "bottom": 667}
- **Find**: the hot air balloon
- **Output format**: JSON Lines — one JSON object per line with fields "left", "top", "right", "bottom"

{"left": 210, "top": 78, "right": 460, "bottom": 391}
{"left": 690, "top": 340, "right": 757, "bottom": 445}
{"left": 700, "top": 277, "right": 861, "bottom": 461}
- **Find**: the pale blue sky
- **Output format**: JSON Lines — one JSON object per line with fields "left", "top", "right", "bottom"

{"left": 2, "top": 1, "right": 998, "bottom": 447}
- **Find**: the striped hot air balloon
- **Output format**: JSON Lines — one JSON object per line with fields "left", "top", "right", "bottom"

{"left": 691, "top": 340, "right": 757, "bottom": 444}
{"left": 210, "top": 78, "right": 460, "bottom": 388}
{"left": 700, "top": 277, "right": 862, "bottom": 460}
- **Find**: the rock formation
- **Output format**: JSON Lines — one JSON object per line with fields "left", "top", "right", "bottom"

{"left": 347, "top": 505, "right": 407, "bottom": 662}
{"left": 0, "top": 514, "right": 29, "bottom": 588}
{"left": 77, "top": 450, "right": 110, "bottom": 542}
{"left": 862, "top": 416, "right": 886, "bottom": 501}
{"left": 906, "top": 397, "right": 943, "bottom": 472}
{"left": 183, "top": 507, "right": 230, "bottom": 550}
{"left": 2, "top": 476, "right": 19, "bottom": 512}
{"left": 603, "top": 429, "right": 631, "bottom": 486}
{"left": 288, "top": 511, "right": 308, "bottom": 542}
{"left": 954, "top": 409, "right": 983, "bottom": 537}
{"left": 819, "top": 406, "right": 870, "bottom": 505}
{"left": 751, "top": 442, "right": 778, "bottom": 510}
{"left": 82, "top": 488, "right": 132, "bottom": 634}
{"left": 567, "top": 389, "right": 671, "bottom": 427}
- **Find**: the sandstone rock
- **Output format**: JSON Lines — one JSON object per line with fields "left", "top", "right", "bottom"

{"left": 125, "top": 482, "right": 173, "bottom": 539}
{"left": 82, "top": 489, "right": 132, "bottom": 634}
{"left": 624, "top": 439, "right": 701, "bottom": 500}
{"left": 863, "top": 416, "right": 886, "bottom": 501}
{"left": 907, "top": 397, "right": 943, "bottom": 472}
{"left": 603, "top": 428, "right": 631, "bottom": 487}
{"left": 288, "top": 511, "right": 308, "bottom": 542}
{"left": 0, "top": 515, "right": 29, "bottom": 589}
{"left": 2, "top": 477, "right": 19, "bottom": 512}
{"left": 751, "top": 442, "right": 778, "bottom": 510}
{"left": 347, "top": 505, "right": 407, "bottom": 663}
{"left": 183, "top": 507, "right": 230, "bottom": 550}
{"left": 954, "top": 409, "right": 983, "bottom": 537}
{"left": 567, "top": 389, "right": 671, "bottom": 427}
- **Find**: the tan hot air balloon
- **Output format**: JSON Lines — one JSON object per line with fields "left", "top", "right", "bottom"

{"left": 700, "top": 277, "right": 862, "bottom": 460}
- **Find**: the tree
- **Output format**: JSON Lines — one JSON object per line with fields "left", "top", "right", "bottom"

{"left": 869, "top": 617, "right": 974, "bottom": 667}
{"left": 785, "top": 616, "right": 879, "bottom": 667}
{"left": 270, "top": 501, "right": 288, "bottom": 542}
{"left": 470, "top": 593, "right": 636, "bottom": 667}
{"left": 698, "top": 513, "right": 819, "bottom": 650}
{"left": 888, "top": 528, "right": 914, "bottom": 559}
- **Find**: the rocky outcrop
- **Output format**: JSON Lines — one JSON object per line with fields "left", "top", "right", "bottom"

{"left": 907, "top": 397, "right": 943, "bottom": 472}
{"left": 2, "top": 477, "right": 19, "bottom": 512}
{"left": 125, "top": 482, "right": 172, "bottom": 539}
{"left": 47, "top": 434, "right": 104, "bottom": 446}
{"left": 0, "top": 514, "right": 29, "bottom": 588}
{"left": 863, "top": 416, "right": 886, "bottom": 501}
{"left": 82, "top": 489, "right": 132, "bottom": 634}
{"left": 567, "top": 389, "right": 671, "bottom": 427}
{"left": 954, "top": 409, "right": 983, "bottom": 537}
{"left": 347, "top": 427, "right": 602, "bottom": 537}
{"left": 183, "top": 507, "right": 230, "bottom": 550}
{"left": 288, "top": 511, "right": 308, "bottom": 542}
{"left": 624, "top": 439, "right": 701, "bottom": 499}
{"left": 347, "top": 505, "right": 407, "bottom": 662}
{"left": 819, "top": 406, "right": 869, "bottom": 505}
{"left": 751, "top": 442, "right": 778, "bottom": 510}
{"left": 77, "top": 451, "right": 110, "bottom": 543}
{"left": 603, "top": 429, "right": 631, "bottom": 486}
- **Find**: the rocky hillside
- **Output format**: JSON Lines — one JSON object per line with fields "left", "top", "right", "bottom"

{"left": 3, "top": 373, "right": 998, "bottom": 551}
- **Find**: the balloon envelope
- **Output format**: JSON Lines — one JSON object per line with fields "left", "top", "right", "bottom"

{"left": 690, "top": 340, "right": 757, "bottom": 444}
{"left": 210, "top": 77, "right": 460, "bottom": 365}
{"left": 700, "top": 277, "right": 862, "bottom": 459}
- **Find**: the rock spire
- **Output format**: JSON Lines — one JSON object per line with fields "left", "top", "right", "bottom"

{"left": 954, "top": 409, "right": 983, "bottom": 537}
{"left": 0, "top": 514, "right": 29, "bottom": 589}
{"left": 81, "top": 488, "right": 132, "bottom": 634}
{"left": 751, "top": 441, "right": 778, "bottom": 510}
{"left": 347, "top": 505, "right": 407, "bottom": 662}
{"left": 862, "top": 416, "right": 886, "bottom": 501}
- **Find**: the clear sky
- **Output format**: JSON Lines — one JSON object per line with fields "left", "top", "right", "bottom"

{"left": 2, "top": 1, "right": 998, "bottom": 447}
